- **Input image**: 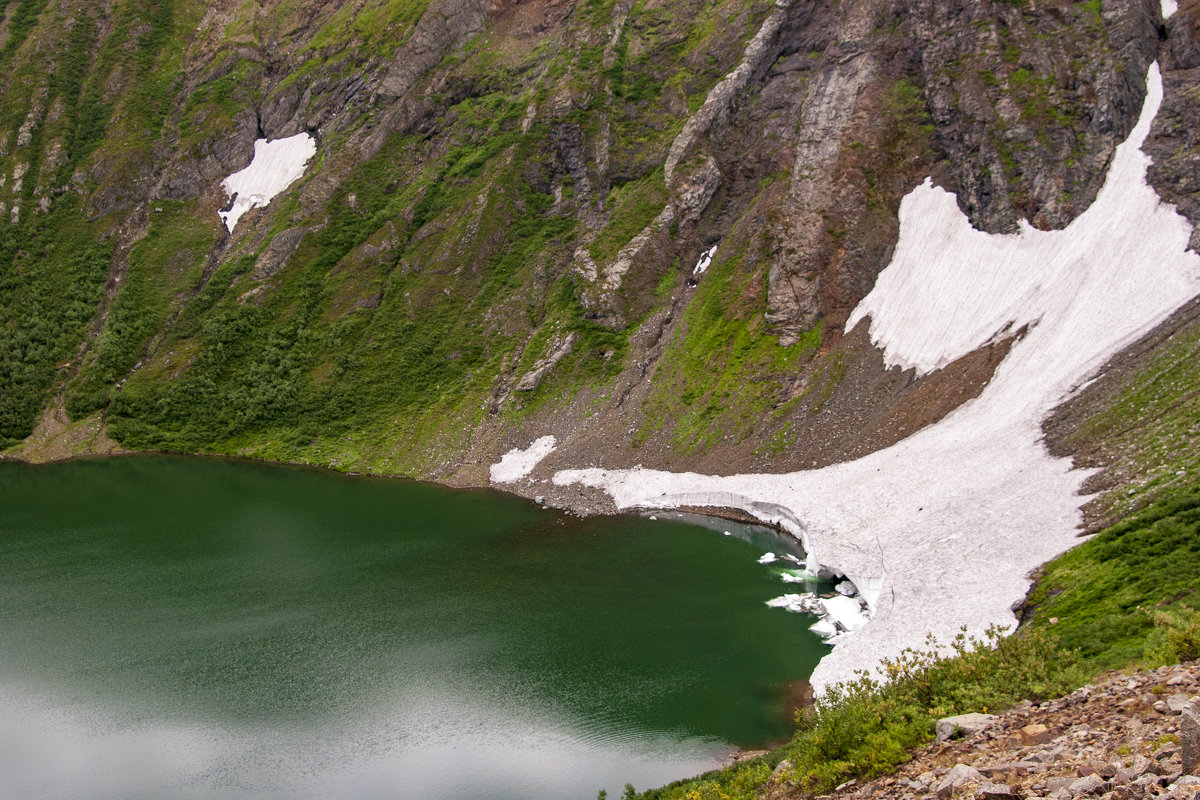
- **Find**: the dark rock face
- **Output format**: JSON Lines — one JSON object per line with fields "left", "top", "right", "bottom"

{"left": 756, "top": 0, "right": 1168, "bottom": 340}
{"left": 902, "top": 0, "right": 1158, "bottom": 233}
{"left": 1146, "top": 0, "right": 1200, "bottom": 253}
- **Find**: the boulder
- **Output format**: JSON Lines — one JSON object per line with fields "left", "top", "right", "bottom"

{"left": 1021, "top": 723, "right": 1052, "bottom": 745}
{"left": 976, "top": 782, "right": 1018, "bottom": 799}
{"left": 1067, "top": 773, "right": 1107, "bottom": 795}
{"left": 1183, "top": 697, "right": 1200, "bottom": 775}
{"left": 1170, "top": 694, "right": 1193, "bottom": 713}
{"left": 936, "top": 713, "right": 998, "bottom": 743}
{"left": 934, "top": 764, "right": 984, "bottom": 798}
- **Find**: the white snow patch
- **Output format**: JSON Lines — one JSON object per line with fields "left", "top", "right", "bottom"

{"left": 809, "top": 620, "right": 838, "bottom": 639}
{"left": 766, "top": 593, "right": 821, "bottom": 615}
{"left": 1162, "top": 0, "right": 1178, "bottom": 19}
{"left": 489, "top": 436, "right": 557, "bottom": 484}
{"left": 219, "top": 133, "right": 317, "bottom": 232}
{"left": 554, "top": 63, "right": 1200, "bottom": 694}
{"left": 757, "top": 551, "right": 778, "bottom": 564}
{"left": 693, "top": 245, "right": 717, "bottom": 276}
{"left": 821, "top": 596, "right": 869, "bottom": 633}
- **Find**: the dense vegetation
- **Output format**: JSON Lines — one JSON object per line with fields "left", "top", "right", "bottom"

{"left": 630, "top": 491, "right": 1200, "bottom": 800}
{"left": 0, "top": 0, "right": 817, "bottom": 472}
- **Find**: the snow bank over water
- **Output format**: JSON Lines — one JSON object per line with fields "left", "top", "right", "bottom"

{"left": 555, "top": 63, "right": 1200, "bottom": 693}
{"left": 490, "top": 436, "right": 557, "bottom": 484}
{"left": 220, "top": 133, "right": 317, "bottom": 232}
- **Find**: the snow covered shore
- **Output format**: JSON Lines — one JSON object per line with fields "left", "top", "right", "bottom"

{"left": 552, "top": 63, "right": 1200, "bottom": 694}
{"left": 490, "top": 436, "right": 558, "bottom": 484}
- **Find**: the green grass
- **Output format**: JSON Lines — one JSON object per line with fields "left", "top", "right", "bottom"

{"left": 589, "top": 171, "right": 670, "bottom": 266}
{"left": 636, "top": 243, "right": 821, "bottom": 454}
{"left": 1025, "top": 491, "right": 1200, "bottom": 667}
{"left": 1054, "top": 313, "right": 1200, "bottom": 523}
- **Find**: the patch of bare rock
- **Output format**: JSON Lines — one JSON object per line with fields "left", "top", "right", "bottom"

{"left": 765, "top": 663, "right": 1200, "bottom": 800}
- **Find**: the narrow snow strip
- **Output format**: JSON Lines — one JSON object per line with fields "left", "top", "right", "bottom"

{"left": 219, "top": 133, "right": 317, "bottom": 232}
{"left": 555, "top": 63, "right": 1200, "bottom": 694}
{"left": 693, "top": 245, "right": 717, "bottom": 276}
{"left": 490, "top": 436, "right": 557, "bottom": 484}
{"left": 1162, "top": 0, "right": 1178, "bottom": 19}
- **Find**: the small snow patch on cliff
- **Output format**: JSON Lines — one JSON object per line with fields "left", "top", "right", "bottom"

{"left": 220, "top": 133, "right": 317, "bottom": 232}
{"left": 490, "top": 436, "right": 557, "bottom": 484}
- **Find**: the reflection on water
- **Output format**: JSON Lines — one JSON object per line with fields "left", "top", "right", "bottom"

{"left": 0, "top": 456, "right": 825, "bottom": 799}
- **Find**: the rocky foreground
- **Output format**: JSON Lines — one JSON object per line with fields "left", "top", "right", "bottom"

{"left": 765, "top": 662, "right": 1200, "bottom": 800}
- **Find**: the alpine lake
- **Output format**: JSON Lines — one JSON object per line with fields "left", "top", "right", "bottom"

{"left": 0, "top": 455, "right": 829, "bottom": 800}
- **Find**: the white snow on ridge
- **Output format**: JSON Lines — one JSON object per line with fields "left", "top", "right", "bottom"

{"left": 490, "top": 436, "right": 557, "bottom": 484}
{"left": 219, "top": 133, "right": 317, "bottom": 232}
{"left": 1162, "top": 0, "right": 1177, "bottom": 20}
{"left": 555, "top": 63, "right": 1200, "bottom": 694}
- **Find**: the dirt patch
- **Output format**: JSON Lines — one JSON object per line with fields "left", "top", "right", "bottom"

{"left": 4, "top": 398, "right": 126, "bottom": 464}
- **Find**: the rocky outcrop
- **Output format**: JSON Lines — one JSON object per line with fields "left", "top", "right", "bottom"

{"left": 936, "top": 713, "right": 998, "bottom": 744}
{"left": 764, "top": 0, "right": 1166, "bottom": 341}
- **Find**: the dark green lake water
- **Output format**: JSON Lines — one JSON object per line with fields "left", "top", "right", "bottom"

{"left": 0, "top": 456, "right": 825, "bottom": 800}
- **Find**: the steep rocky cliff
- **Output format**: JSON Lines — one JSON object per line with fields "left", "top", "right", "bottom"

{"left": 0, "top": 0, "right": 1195, "bottom": 519}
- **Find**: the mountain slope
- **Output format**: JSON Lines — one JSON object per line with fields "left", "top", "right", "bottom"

{"left": 0, "top": 0, "right": 1192, "bottom": 509}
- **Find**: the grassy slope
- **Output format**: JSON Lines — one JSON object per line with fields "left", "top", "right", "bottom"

{"left": 0, "top": 0, "right": 800, "bottom": 473}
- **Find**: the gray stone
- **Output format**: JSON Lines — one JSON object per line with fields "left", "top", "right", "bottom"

{"left": 1130, "top": 754, "right": 1157, "bottom": 778}
{"left": 1134, "top": 773, "right": 1166, "bottom": 790}
{"left": 1068, "top": 774, "right": 1107, "bottom": 796}
{"left": 1157, "top": 742, "right": 1183, "bottom": 760}
{"left": 934, "top": 764, "right": 984, "bottom": 798}
{"left": 976, "top": 782, "right": 1017, "bottom": 799}
{"left": 1027, "top": 745, "right": 1067, "bottom": 764}
{"left": 1183, "top": 697, "right": 1200, "bottom": 775}
{"left": 1043, "top": 777, "right": 1075, "bottom": 794}
{"left": 981, "top": 761, "right": 1040, "bottom": 778}
{"left": 1168, "top": 694, "right": 1192, "bottom": 713}
{"left": 771, "top": 759, "right": 792, "bottom": 779}
{"left": 936, "top": 713, "right": 998, "bottom": 743}
{"left": 514, "top": 333, "right": 578, "bottom": 392}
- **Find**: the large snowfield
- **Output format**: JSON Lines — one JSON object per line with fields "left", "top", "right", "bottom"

{"left": 540, "top": 63, "right": 1200, "bottom": 693}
